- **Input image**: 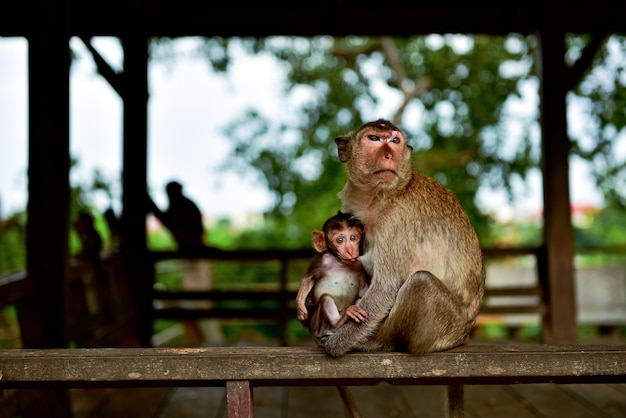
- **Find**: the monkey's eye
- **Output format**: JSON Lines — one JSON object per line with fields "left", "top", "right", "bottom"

{"left": 367, "top": 135, "right": 380, "bottom": 142}
{"left": 390, "top": 136, "right": 401, "bottom": 144}
{"left": 336, "top": 237, "right": 345, "bottom": 244}
{"left": 350, "top": 234, "right": 359, "bottom": 242}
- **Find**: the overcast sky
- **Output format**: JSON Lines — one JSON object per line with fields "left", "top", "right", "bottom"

{"left": 0, "top": 36, "right": 604, "bottom": 224}
{"left": 0, "top": 37, "right": 279, "bottom": 223}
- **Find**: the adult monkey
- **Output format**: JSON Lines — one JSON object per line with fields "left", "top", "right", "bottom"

{"left": 325, "top": 119, "right": 485, "bottom": 358}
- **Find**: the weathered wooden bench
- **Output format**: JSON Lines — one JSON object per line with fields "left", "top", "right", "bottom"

{"left": 1, "top": 344, "right": 625, "bottom": 417}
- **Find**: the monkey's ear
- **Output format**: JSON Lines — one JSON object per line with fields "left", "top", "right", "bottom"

{"left": 335, "top": 136, "right": 349, "bottom": 163}
{"left": 312, "top": 230, "right": 328, "bottom": 253}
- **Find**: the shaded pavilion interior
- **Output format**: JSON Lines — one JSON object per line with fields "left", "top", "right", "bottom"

{"left": 2, "top": 1, "right": 626, "bottom": 349}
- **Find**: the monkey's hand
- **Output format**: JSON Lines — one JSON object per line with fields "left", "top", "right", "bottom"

{"left": 345, "top": 305, "right": 367, "bottom": 323}
{"left": 324, "top": 329, "right": 352, "bottom": 357}
{"left": 296, "top": 304, "right": 308, "bottom": 322}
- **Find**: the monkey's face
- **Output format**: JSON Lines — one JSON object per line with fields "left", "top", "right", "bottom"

{"left": 336, "top": 120, "right": 413, "bottom": 191}
{"left": 328, "top": 226, "right": 362, "bottom": 264}
{"left": 347, "top": 127, "right": 411, "bottom": 190}
{"left": 359, "top": 128, "right": 404, "bottom": 177}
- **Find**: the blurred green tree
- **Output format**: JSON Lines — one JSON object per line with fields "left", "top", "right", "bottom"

{"left": 181, "top": 34, "right": 626, "bottom": 248}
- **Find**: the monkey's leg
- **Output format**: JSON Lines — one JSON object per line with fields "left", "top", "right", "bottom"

{"left": 311, "top": 295, "right": 344, "bottom": 346}
{"left": 319, "top": 294, "right": 342, "bottom": 327}
{"left": 375, "top": 270, "right": 468, "bottom": 354}
{"left": 308, "top": 296, "right": 338, "bottom": 343}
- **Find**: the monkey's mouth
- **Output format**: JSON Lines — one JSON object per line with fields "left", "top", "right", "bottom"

{"left": 373, "top": 169, "right": 397, "bottom": 182}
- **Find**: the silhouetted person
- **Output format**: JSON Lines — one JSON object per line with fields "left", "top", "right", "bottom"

{"left": 104, "top": 207, "right": 123, "bottom": 252}
{"left": 147, "top": 180, "right": 222, "bottom": 345}
{"left": 74, "top": 211, "right": 112, "bottom": 319}
{"left": 148, "top": 181, "right": 205, "bottom": 252}
{"left": 76, "top": 211, "right": 103, "bottom": 261}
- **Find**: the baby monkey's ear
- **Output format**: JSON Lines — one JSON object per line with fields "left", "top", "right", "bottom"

{"left": 312, "top": 230, "right": 328, "bottom": 253}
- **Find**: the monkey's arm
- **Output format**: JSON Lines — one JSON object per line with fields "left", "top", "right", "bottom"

{"left": 324, "top": 277, "right": 395, "bottom": 357}
{"left": 146, "top": 193, "right": 172, "bottom": 228}
{"left": 296, "top": 275, "right": 315, "bottom": 322}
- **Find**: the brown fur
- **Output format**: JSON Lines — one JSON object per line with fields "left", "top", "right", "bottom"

{"left": 325, "top": 119, "right": 485, "bottom": 357}
{"left": 295, "top": 212, "right": 369, "bottom": 345}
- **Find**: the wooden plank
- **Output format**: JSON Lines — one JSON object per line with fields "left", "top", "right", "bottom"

{"left": 399, "top": 385, "right": 450, "bottom": 418}
{"left": 5, "top": 3, "right": 626, "bottom": 37}
{"left": 558, "top": 383, "right": 626, "bottom": 416}
{"left": 1, "top": 345, "right": 625, "bottom": 388}
{"left": 26, "top": 0, "right": 72, "bottom": 351}
{"left": 285, "top": 387, "right": 346, "bottom": 418}
{"left": 247, "top": 387, "right": 284, "bottom": 418}
{"left": 226, "top": 381, "right": 253, "bottom": 418}
{"left": 69, "top": 388, "right": 116, "bottom": 418}
{"left": 537, "top": 0, "right": 578, "bottom": 343}
{"left": 464, "top": 385, "right": 537, "bottom": 418}
{"left": 74, "top": 387, "right": 169, "bottom": 418}
{"left": 510, "top": 383, "right": 603, "bottom": 417}
{"left": 119, "top": 34, "right": 151, "bottom": 348}
{"left": 159, "top": 387, "right": 227, "bottom": 418}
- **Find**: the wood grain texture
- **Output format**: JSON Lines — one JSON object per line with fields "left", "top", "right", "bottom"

{"left": 1, "top": 344, "right": 625, "bottom": 388}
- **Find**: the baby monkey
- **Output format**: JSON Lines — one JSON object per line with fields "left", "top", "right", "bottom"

{"left": 296, "top": 211, "right": 369, "bottom": 345}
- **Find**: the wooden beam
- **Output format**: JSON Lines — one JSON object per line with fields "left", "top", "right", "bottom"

{"left": 24, "top": 2, "right": 74, "bottom": 416}
{"left": 3, "top": 3, "right": 626, "bottom": 37}
{"left": 79, "top": 37, "right": 125, "bottom": 97}
{"left": 119, "top": 33, "right": 151, "bottom": 347}
{"left": 536, "top": 1, "right": 577, "bottom": 344}
{"left": 564, "top": 32, "right": 610, "bottom": 92}
{"left": 1, "top": 345, "right": 625, "bottom": 388}
{"left": 226, "top": 381, "right": 254, "bottom": 418}
{"left": 25, "top": 0, "right": 72, "bottom": 350}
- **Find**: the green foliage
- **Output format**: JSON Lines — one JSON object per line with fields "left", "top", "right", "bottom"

{"left": 207, "top": 35, "right": 541, "bottom": 244}
{"left": 147, "top": 228, "right": 177, "bottom": 251}
{"left": 568, "top": 35, "right": 626, "bottom": 208}
{"left": 489, "top": 219, "right": 542, "bottom": 247}
{"left": 577, "top": 206, "right": 626, "bottom": 246}
{"left": 185, "top": 34, "right": 626, "bottom": 249}
{"left": 0, "top": 214, "right": 26, "bottom": 273}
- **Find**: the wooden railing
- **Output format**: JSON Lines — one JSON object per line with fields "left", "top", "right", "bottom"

{"left": 8, "top": 244, "right": 626, "bottom": 349}
{"left": 149, "top": 246, "right": 549, "bottom": 345}
{"left": 2, "top": 344, "right": 626, "bottom": 418}
{"left": 2, "top": 245, "right": 626, "bottom": 418}
{"left": 1, "top": 246, "right": 550, "bottom": 349}
{"left": 0, "top": 254, "right": 139, "bottom": 349}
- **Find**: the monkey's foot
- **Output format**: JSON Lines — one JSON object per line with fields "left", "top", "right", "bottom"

{"left": 316, "top": 332, "right": 333, "bottom": 347}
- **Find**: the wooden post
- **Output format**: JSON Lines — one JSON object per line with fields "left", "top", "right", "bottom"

{"left": 120, "top": 33, "right": 151, "bottom": 347}
{"left": 26, "top": 0, "right": 71, "bottom": 351}
{"left": 337, "top": 386, "right": 362, "bottom": 418}
{"left": 536, "top": 0, "right": 577, "bottom": 343}
{"left": 279, "top": 258, "right": 289, "bottom": 346}
{"left": 226, "top": 380, "right": 254, "bottom": 418}
{"left": 23, "top": 0, "right": 73, "bottom": 416}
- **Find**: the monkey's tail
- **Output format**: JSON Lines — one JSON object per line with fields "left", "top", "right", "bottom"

{"left": 337, "top": 385, "right": 362, "bottom": 418}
